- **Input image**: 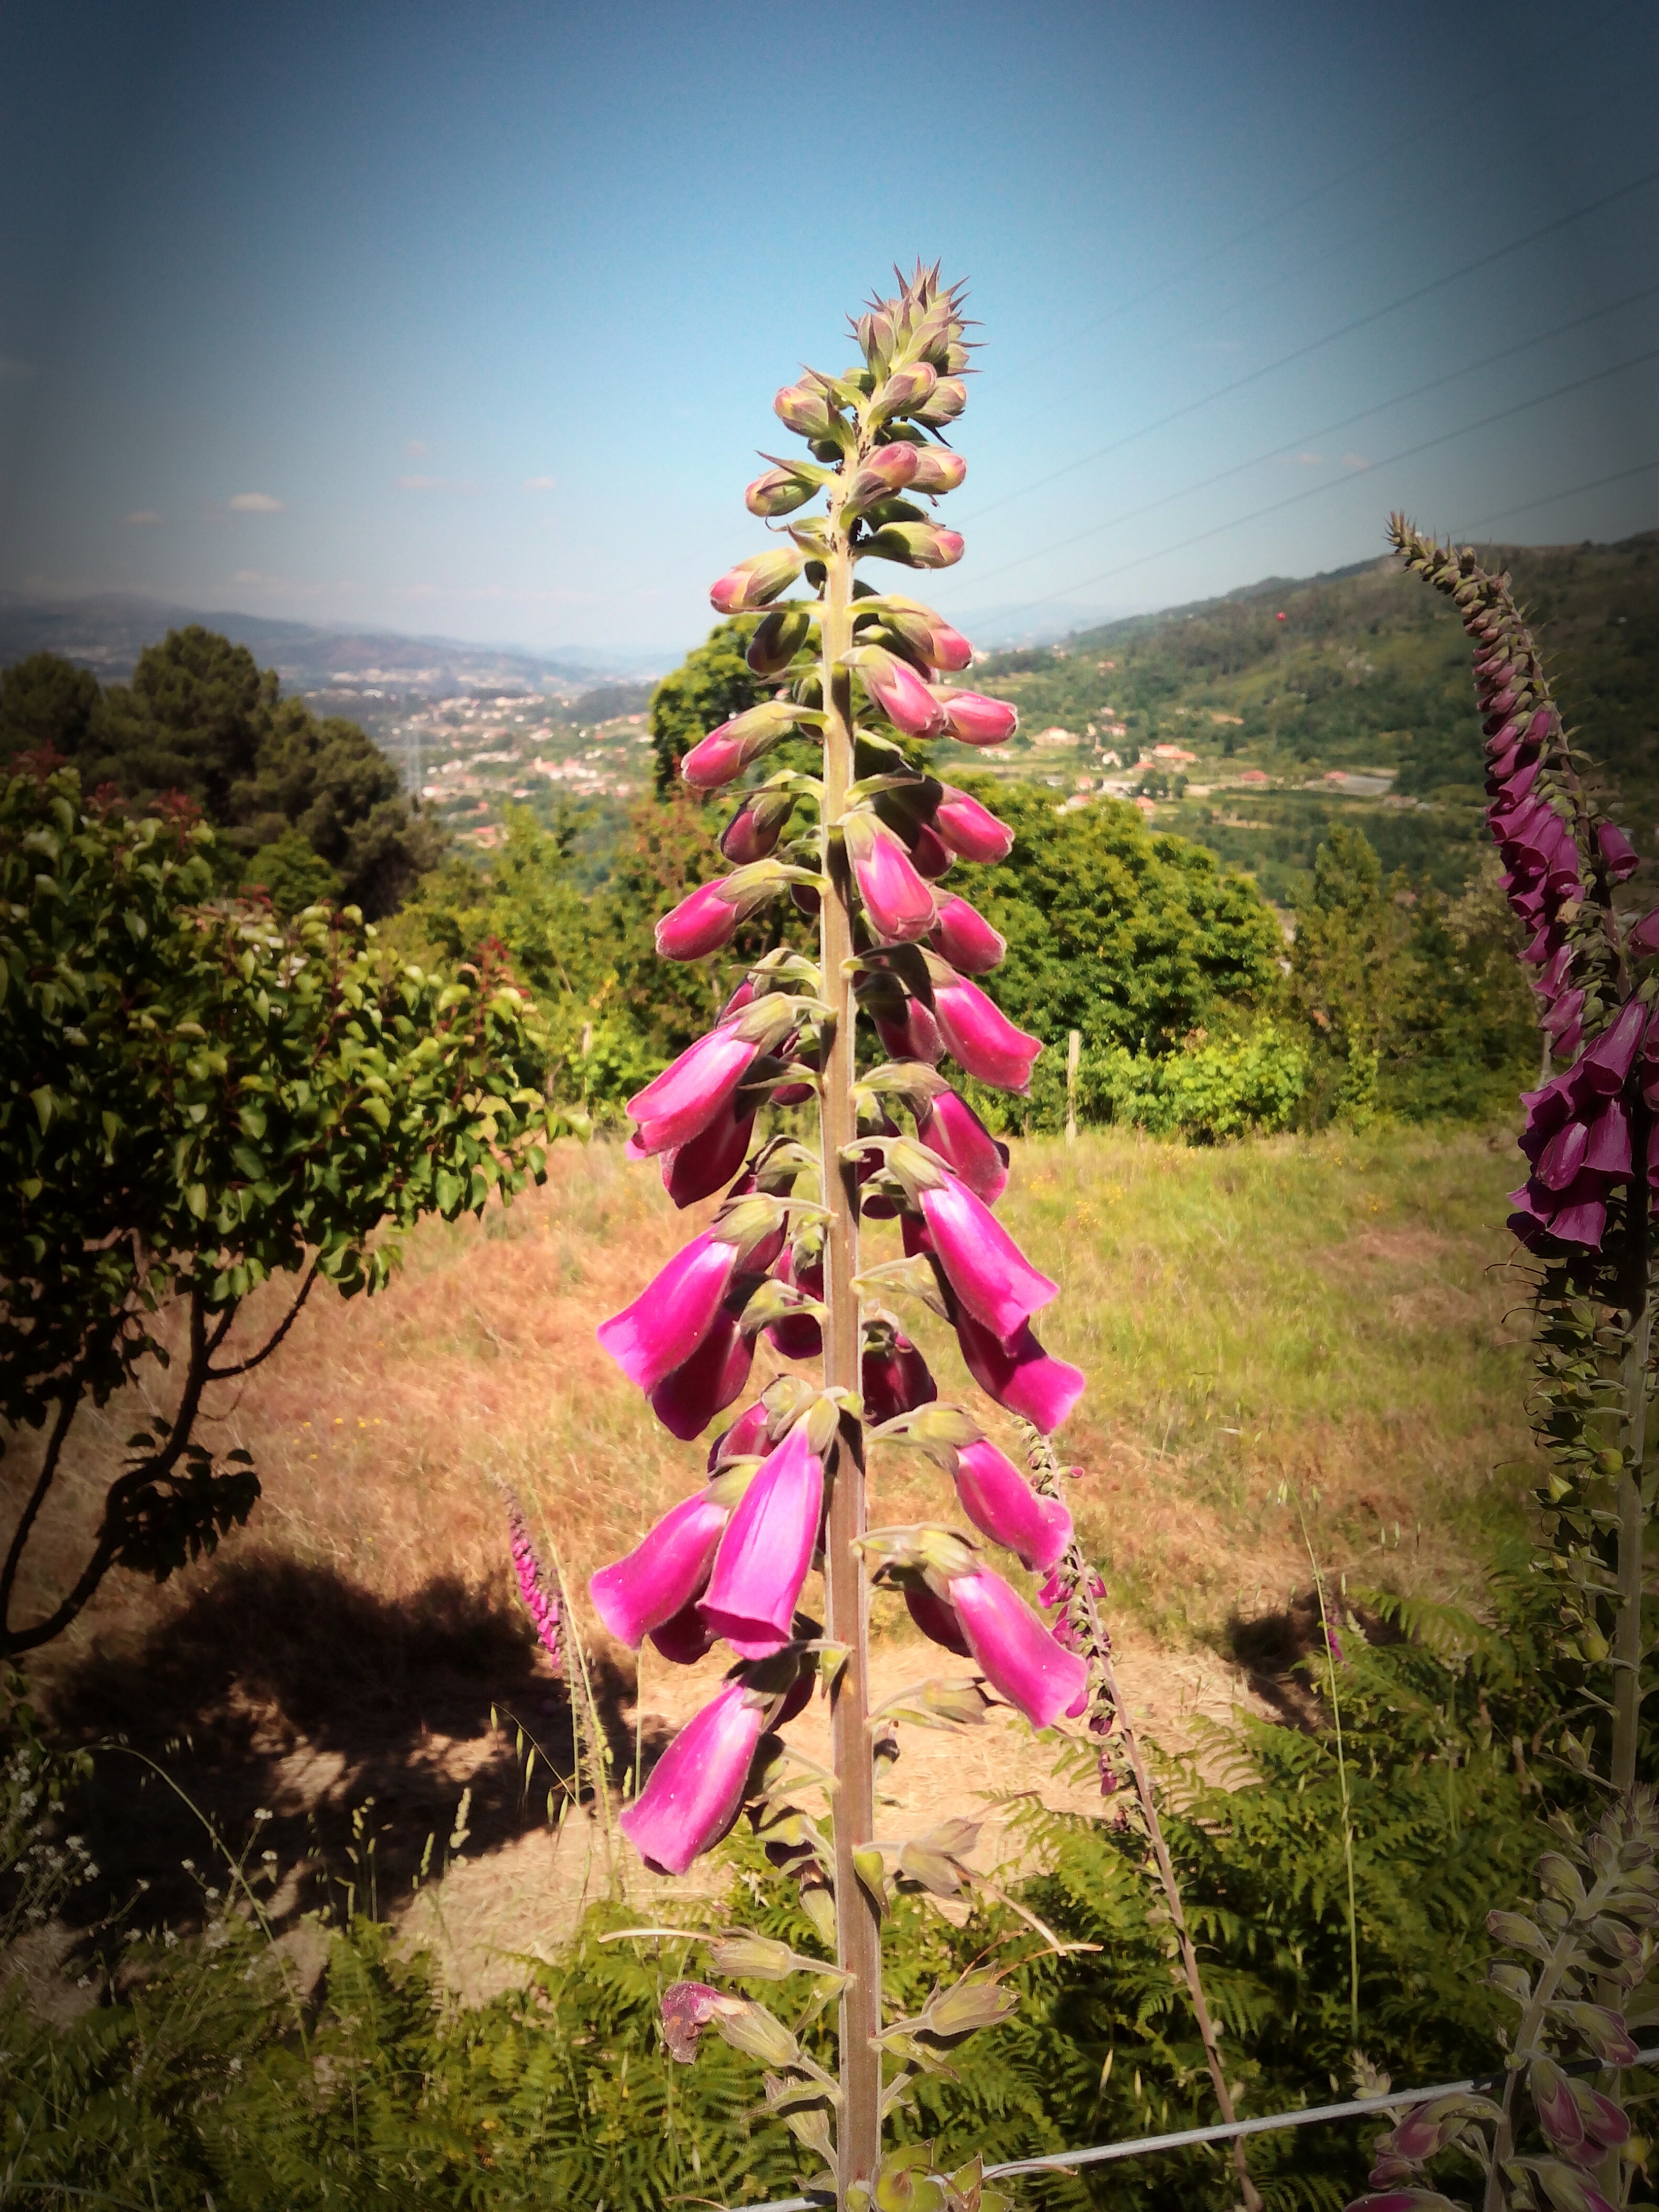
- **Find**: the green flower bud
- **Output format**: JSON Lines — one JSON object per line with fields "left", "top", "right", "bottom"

{"left": 747, "top": 606, "right": 815, "bottom": 676}
{"left": 745, "top": 464, "right": 822, "bottom": 518}
{"left": 914, "top": 379, "right": 967, "bottom": 427}
{"left": 861, "top": 522, "right": 965, "bottom": 570}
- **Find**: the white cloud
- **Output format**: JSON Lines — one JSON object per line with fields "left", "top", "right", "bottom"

{"left": 405, "top": 438, "right": 429, "bottom": 458}
{"left": 124, "top": 510, "right": 162, "bottom": 526}
{"left": 524, "top": 474, "right": 558, "bottom": 491}
{"left": 396, "top": 474, "right": 479, "bottom": 492}
{"left": 232, "top": 569, "right": 263, "bottom": 584}
{"left": 1342, "top": 452, "right": 1372, "bottom": 471}
{"left": 229, "top": 491, "right": 283, "bottom": 512}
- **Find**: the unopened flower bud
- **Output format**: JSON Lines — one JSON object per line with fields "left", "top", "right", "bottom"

{"left": 774, "top": 383, "right": 835, "bottom": 439}
{"left": 935, "top": 688, "right": 1017, "bottom": 745}
{"left": 872, "top": 361, "right": 937, "bottom": 420}
{"left": 745, "top": 465, "right": 821, "bottom": 518}
{"left": 711, "top": 548, "right": 808, "bottom": 614}
{"left": 914, "top": 378, "right": 967, "bottom": 426}
{"left": 747, "top": 606, "right": 814, "bottom": 677}
{"left": 882, "top": 597, "right": 974, "bottom": 672}
{"left": 720, "top": 787, "right": 795, "bottom": 865}
{"left": 908, "top": 448, "right": 967, "bottom": 494}
{"left": 844, "top": 445, "right": 921, "bottom": 515}
{"left": 682, "top": 699, "right": 806, "bottom": 789}
{"left": 844, "top": 643, "right": 949, "bottom": 737}
{"left": 862, "top": 523, "right": 966, "bottom": 570}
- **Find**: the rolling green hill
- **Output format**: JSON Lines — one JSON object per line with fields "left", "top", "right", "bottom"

{"left": 969, "top": 528, "right": 1659, "bottom": 903}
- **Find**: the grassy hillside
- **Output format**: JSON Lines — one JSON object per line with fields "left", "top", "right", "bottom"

{"left": 968, "top": 529, "right": 1659, "bottom": 903}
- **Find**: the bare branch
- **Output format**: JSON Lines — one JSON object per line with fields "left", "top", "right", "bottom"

{"left": 0, "top": 1390, "right": 79, "bottom": 1642}
{"left": 207, "top": 1263, "right": 319, "bottom": 1382}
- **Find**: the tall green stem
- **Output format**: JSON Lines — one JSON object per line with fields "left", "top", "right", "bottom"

{"left": 820, "top": 505, "right": 881, "bottom": 2200}
{"left": 1294, "top": 1494, "right": 1360, "bottom": 2045}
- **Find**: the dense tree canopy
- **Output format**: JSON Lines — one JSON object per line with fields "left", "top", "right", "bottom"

{"left": 1, "top": 757, "right": 569, "bottom": 1653}
{"left": 0, "top": 628, "right": 439, "bottom": 916}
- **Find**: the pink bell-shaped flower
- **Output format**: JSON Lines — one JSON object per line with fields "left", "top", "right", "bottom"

{"left": 598, "top": 1231, "right": 744, "bottom": 1392}
{"left": 620, "top": 1680, "right": 769, "bottom": 1875}
{"left": 930, "top": 893, "right": 1005, "bottom": 974}
{"left": 699, "top": 1423, "right": 824, "bottom": 1658}
{"left": 590, "top": 1491, "right": 730, "bottom": 1647}
{"left": 649, "top": 1598, "right": 721, "bottom": 1666}
{"left": 874, "top": 997, "right": 945, "bottom": 1066}
{"left": 905, "top": 1580, "right": 973, "bottom": 1657}
{"left": 659, "top": 1101, "right": 755, "bottom": 1209}
{"left": 915, "top": 1087, "right": 1009, "bottom": 1203}
{"left": 949, "top": 1568, "right": 1089, "bottom": 1728}
{"left": 955, "top": 1307, "right": 1086, "bottom": 1434}
{"left": 861, "top": 1331, "right": 937, "bottom": 1424}
{"left": 844, "top": 813, "right": 938, "bottom": 943}
{"left": 649, "top": 1310, "right": 755, "bottom": 1441}
{"left": 917, "top": 1174, "right": 1058, "bottom": 1341}
{"left": 933, "top": 784, "right": 1013, "bottom": 864}
{"left": 627, "top": 1025, "right": 765, "bottom": 1155}
{"left": 708, "top": 1398, "right": 773, "bottom": 1469}
{"left": 934, "top": 688, "right": 1019, "bottom": 746}
{"left": 846, "top": 644, "right": 949, "bottom": 737}
{"left": 655, "top": 880, "right": 740, "bottom": 962}
{"left": 953, "top": 1439, "right": 1072, "bottom": 1572}
{"left": 931, "top": 968, "right": 1043, "bottom": 1092}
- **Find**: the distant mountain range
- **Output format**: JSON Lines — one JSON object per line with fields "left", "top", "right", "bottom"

{"left": 0, "top": 591, "right": 669, "bottom": 699}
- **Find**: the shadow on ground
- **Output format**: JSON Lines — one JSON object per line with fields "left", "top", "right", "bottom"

{"left": 1222, "top": 1584, "right": 1406, "bottom": 1727}
{"left": 36, "top": 1554, "right": 666, "bottom": 1949}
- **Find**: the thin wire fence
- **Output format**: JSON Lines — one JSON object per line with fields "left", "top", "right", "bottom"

{"left": 726, "top": 2045, "right": 1659, "bottom": 2211}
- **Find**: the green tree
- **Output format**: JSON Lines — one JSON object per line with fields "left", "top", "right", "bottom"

{"left": 1, "top": 629, "right": 440, "bottom": 917}
{"left": 1, "top": 760, "right": 577, "bottom": 1656}
{"left": 1288, "top": 823, "right": 1410, "bottom": 1123}
{"left": 646, "top": 618, "right": 760, "bottom": 791}
{"left": 967, "top": 781, "right": 1286, "bottom": 1056}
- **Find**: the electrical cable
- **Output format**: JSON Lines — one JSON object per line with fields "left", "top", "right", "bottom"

{"left": 957, "top": 344, "right": 1659, "bottom": 632}
{"left": 962, "top": 163, "right": 1659, "bottom": 530}
{"left": 989, "top": 2, "right": 1638, "bottom": 395}
{"left": 957, "top": 283, "right": 1659, "bottom": 593}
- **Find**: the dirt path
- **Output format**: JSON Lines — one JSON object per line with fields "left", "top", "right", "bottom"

{"left": 397, "top": 1633, "right": 1272, "bottom": 2003}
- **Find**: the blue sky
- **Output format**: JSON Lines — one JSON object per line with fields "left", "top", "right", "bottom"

{"left": 1, "top": 0, "right": 1654, "bottom": 659}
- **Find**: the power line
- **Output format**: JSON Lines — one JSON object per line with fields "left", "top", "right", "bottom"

{"left": 967, "top": 344, "right": 1659, "bottom": 631}
{"left": 989, "top": 2, "right": 1636, "bottom": 396}
{"left": 962, "top": 163, "right": 1659, "bottom": 531}
{"left": 1453, "top": 456, "right": 1659, "bottom": 538}
{"left": 959, "top": 283, "right": 1659, "bottom": 595}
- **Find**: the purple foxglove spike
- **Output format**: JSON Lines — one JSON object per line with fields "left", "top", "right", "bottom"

{"left": 650, "top": 1597, "right": 722, "bottom": 1665}
{"left": 875, "top": 999, "right": 946, "bottom": 1066}
{"left": 905, "top": 1580, "right": 974, "bottom": 1657}
{"left": 916, "top": 1087, "right": 1011, "bottom": 1204}
{"left": 848, "top": 645, "right": 949, "bottom": 737}
{"left": 861, "top": 1332, "right": 937, "bottom": 1424}
{"left": 931, "top": 893, "right": 1007, "bottom": 974}
{"left": 947, "top": 1569, "right": 1090, "bottom": 1728}
{"left": 909, "top": 823, "right": 955, "bottom": 880}
{"left": 662, "top": 1103, "right": 755, "bottom": 1210}
{"left": 932, "top": 970, "right": 1043, "bottom": 1093}
{"left": 1536, "top": 944, "right": 1574, "bottom": 998}
{"left": 599, "top": 1232, "right": 741, "bottom": 1391}
{"left": 918, "top": 1175, "right": 1058, "bottom": 1340}
{"left": 1579, "top": 996, "right": 1647, "bottom": 1091}
{"left": 649, "top": 1311, "right": 755, "bottom": 1441}
{"left": 1630, "top": 906, "right": 1659, "bottom": 957}
{"left": 1545, "top": 1186, "right": 1608, "bottom": 1248}
{"left": 627, "top": 1025, "right": 762, "bottom": 1154}
{"left": 699, "top": 1423, "right": 824, "bottom": 1659}
{"left": 621, "top": 1680, "right": 770, "bottom": 1875}
{"left": 953, "top": 1439, "right": 1073, "bottom": 1571}
{"left": 709, "top": 546, "right": 806, "bottom": 615}
{"left": 934, "top": 784, "right": 1014, "bottom": 864}
{"left": 656, "top": 880, "right": 741, "bottom": 962}
{"left": 1542, "top": 988, "right": 1586, "bottom": 1042}
{"left": 1489, "top": 755, "right": 1542, "bottom": 807}
{"left": 508, "top": 1505, "right": 562, "bottom": 1673}
{"left": 1583, "top": 1097, "right": 1632, "bottom": 1176}
{"left": 933, "top": 688, "right": 1019, "bottom": 746}
{"left": 1599, "top": 821, "right": 1640, "bottom": 881}
{"left": 955, "top": 1307, "right": 1086, "bottom": 1433}
{"left": 844, "top": 813, "right": 939, "bottom": 943}
{"left": 590, "top": 1491, "right": 730, "bottom": 1647}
